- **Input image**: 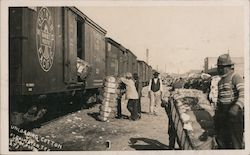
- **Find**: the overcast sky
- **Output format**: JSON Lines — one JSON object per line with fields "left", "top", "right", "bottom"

{"left": 80, "top": 4, "right": 245, "bottom": 74}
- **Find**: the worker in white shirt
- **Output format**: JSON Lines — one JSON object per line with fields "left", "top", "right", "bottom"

{"left": 148, "top": 71, "right": 163, "bottom": 116}
{"left": 119, "top": 72, "right": 140, "bottom": 121}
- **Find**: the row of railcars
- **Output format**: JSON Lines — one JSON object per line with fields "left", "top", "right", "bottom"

{"left": 105, "top": 38, "right": 152, "bottom": 86}
{"left": 9, "top": 7, "right": 153, "bottom": 117}
{"left": 9, "top": 7, "right": 106, "bottom": 96}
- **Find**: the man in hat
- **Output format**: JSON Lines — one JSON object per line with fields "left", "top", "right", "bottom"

{"left": 119, "top": 72, "right": 140, "bottom": 120}
{"left": 215, "top": 53, "right": 244, "bottom": 149}
{"left": 148, "top": 71, "right": 163, "bottom": 115}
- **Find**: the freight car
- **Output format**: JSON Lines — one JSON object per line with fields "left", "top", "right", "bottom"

{"left": 9, "top": 7, "right": 106, "bottom": 121}
{"left": 105, "top": 37, "right": 133, "bottom": 77}
{"left": 105, "top": 37, "right": 152, "bottom": 85}
{"left": 9, "top": 7, "right": 153, "bottom": 124}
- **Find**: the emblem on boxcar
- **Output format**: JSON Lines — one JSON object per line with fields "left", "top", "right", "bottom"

{"left": 36, "top": 7, "right": 55, "bottom": 72}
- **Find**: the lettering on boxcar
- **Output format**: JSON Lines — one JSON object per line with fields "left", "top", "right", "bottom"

{"left": 36, "top": 7, "right": 55, "bottom": 72}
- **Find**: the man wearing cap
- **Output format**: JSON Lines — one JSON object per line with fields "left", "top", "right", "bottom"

{"left": 148, "top": 71, "right": 163, "bottom": 115}
{"left": 215, "top": 54, "right": 244, "bottom": 149}
{"left": 119, "top": 72, "right": 140, "bottom": 120}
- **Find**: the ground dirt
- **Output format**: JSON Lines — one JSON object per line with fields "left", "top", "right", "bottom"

{"left": 32, "top": 86, "right": 171, "bottom": 151}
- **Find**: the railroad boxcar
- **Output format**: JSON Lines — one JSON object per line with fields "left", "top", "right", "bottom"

{"left": 105, "top": 38, "right": 139, "bottom": 77}
{"left": 9, "top": 7, "right": 106, "bottom": 112}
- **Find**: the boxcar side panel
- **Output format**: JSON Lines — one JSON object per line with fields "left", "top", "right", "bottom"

{"left": 137, "top": 61, "right": 144, "bottom": 82}
{"left": 84, "top": 24, "right": 106, "bottom": 89}
{"left": 105, "top": 41, "right": 119, "bottom": 76}
{"left": 63, "top": 7, "right": 78, "bottom": 84}
{"left": 9, "top": 8, "right": 23, "bottom": 95}
{"left": 145, "top": 63, "right": 149, "bottom": 82}
{"left": 132, "top": 55, "right": 137, "bottom": 74}
{"left": 123, "top": 51, "right": 128, "bottom": 74}
{"left": 118, "top": 45, "right": 127, "bottom": 75}
{"left": 17, "top": 7, "right": 69, "bottom": 95}
{"left": 127, "top": 50, "right": 132, "bottom": 74}
{"left": 148, "top": 66, "right": 152, "bottom": 79}
{"left": 142, "top": 62, "right": 146, "bottom": 82}
{"left": 118, "top": 50, "right": 124, "bottom": 76}
{"left": 127, "top": 50, "right": 137, "bottom": 74}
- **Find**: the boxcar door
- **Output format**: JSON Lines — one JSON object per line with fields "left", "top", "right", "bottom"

{"left": 63, "top": 8, "right": 77, "bottom": 84}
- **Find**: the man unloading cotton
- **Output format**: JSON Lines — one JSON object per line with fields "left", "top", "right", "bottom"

{"left": 119, "top": 72, "right": 140, "bottom": 120}
{"left": 148, "top": 71, "right": 163, "bottom": 116}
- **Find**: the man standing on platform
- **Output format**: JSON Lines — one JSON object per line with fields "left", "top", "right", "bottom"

{"left": 148, "top": 71, "right": 163, "bottom": 116}
{"left": 215, "top": 53, "right": 244, "bottom": 149}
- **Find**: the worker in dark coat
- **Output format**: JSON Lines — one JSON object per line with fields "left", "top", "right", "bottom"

{"left": 148, "top": 71, "right": 163, "bottom": 115}
{"left": 215, "top": 54, "right": 244, "bottom": 149}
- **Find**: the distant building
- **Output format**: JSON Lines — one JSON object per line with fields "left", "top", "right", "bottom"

{"left": 204, "top": 57, "right": 244, "bottom": 77}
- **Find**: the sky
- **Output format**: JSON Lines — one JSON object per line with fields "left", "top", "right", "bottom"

{"left": 80, "top": 4, "right": 246, "bottom": 74}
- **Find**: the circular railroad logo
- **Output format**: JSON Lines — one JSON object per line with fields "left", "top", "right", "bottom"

{"left": 36, "top": 7, "right": 55, "bottom": 72}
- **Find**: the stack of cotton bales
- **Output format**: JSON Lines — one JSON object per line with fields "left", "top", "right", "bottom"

{"left": 99, "top": 76, "right": 119, "bottom": 122}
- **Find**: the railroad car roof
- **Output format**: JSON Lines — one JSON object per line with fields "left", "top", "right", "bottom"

{"left": 105, "top": 37, "right": 121, "bottom": 48}
{"left": 137, "top": 60, "right": 147, "bottom": 64}
{"left": 119, "top": 45, "right": 127, "bottom": 52}
{"left": 126, "top": 49, "right": 137, "bottom": 58}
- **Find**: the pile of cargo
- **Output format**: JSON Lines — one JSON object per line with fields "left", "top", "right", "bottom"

{"left": 170, "top": 89, "right": 215, "bottom": 149}
{"left": 99, "top": 76, "right": 119, "bottom": 122}
{"left": 170, "top": 73, "right": 212, "bottom": 93}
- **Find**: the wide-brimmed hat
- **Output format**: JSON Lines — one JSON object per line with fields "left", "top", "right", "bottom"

{"left": 153, "top": 71, "right": 159, "bottom": 76}
{"left": 217, "top": 54, "right": 234, "bottom": 66}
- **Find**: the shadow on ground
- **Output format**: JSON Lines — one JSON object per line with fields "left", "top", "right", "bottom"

{"left": 87, "top": 112, "right": 101, "bottom": 121}
{"left": 140, "top": 111, "right": 148, "bottom": 114}
{"left": 87, "top": 112, "right": 131, "bottom": 121}
{"left": 129, "top": 137, "right": 170, "bottom": 150}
